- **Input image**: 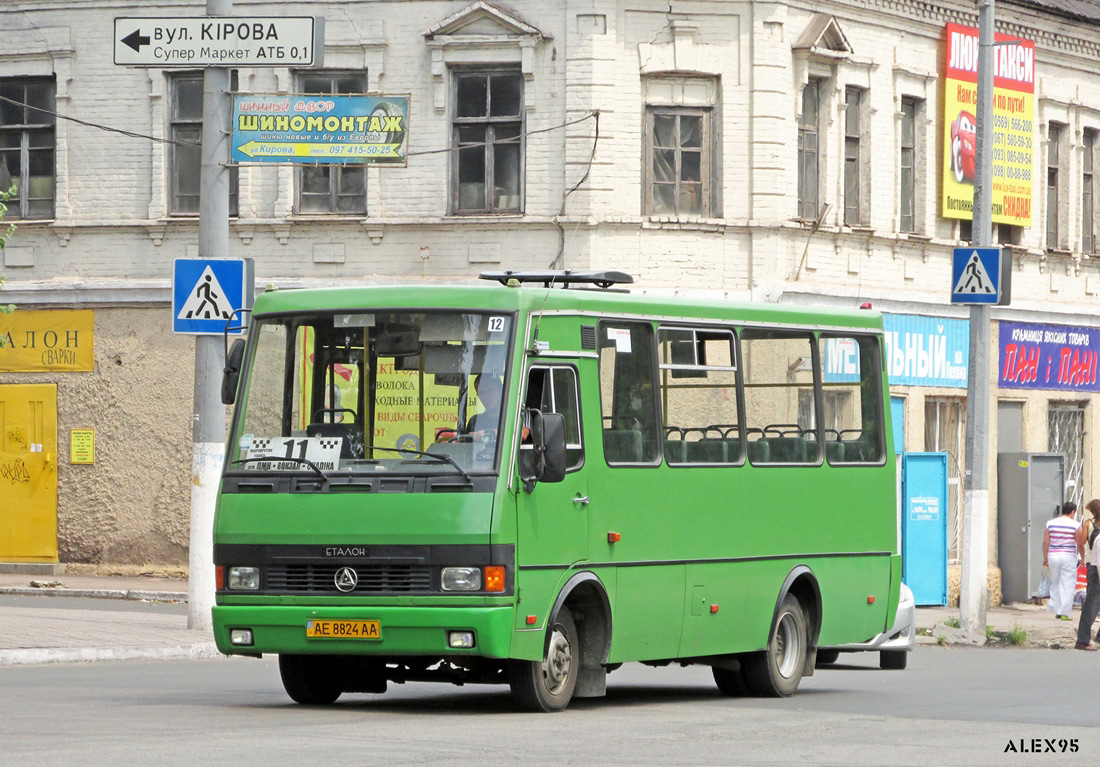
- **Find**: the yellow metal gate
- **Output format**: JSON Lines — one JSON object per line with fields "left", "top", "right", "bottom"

{"left": 0, "top": 384, "right": 58, "bottom": 561}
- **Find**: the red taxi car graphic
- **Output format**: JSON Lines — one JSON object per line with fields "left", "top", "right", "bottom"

{"left": 951, "top": 111, "right": 976, "bottom": 184}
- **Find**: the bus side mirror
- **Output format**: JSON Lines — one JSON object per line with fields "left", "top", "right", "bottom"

{"left": 222, "top": 339, "right": 246, "bottom": 405}
{"left": 522, "top": 411, "right": 567, "bottom": 492}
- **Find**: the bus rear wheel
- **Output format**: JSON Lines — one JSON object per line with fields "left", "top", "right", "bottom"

{"left": 509, "top": 606, "right": 578, "bottom": 712}
{"left": 743, "top": 594, "right": 807, "bottom": 697}
{"left": 278, "top": 654, "right": 347, "bottom": 705}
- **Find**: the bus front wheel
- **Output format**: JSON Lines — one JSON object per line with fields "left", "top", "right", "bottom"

{"left": 278, "top": 654, "right": 346, "bottom": 705}
{"left": 509, "top": 606, "right": 578, "bottom": 712}
{"left": 743, "top": 594, "right": 807, "bottom": 697}
{"left": 880, "top": 650, "right": 908, "bottom": 670}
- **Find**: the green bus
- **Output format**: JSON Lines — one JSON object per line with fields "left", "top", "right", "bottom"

{"left": 213, "top": 270, "right": 901, "bottom": 711}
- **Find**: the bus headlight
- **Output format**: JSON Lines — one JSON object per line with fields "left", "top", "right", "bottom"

{"left": 227, "top": 566, "right": 260, "bottom": 590}
{"left": 441, "top": 567, "right": 481, "bottom": 591}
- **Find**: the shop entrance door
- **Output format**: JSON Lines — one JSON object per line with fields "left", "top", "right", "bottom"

{"left": 0, "top": 384, "right": 58, "bottom": 561}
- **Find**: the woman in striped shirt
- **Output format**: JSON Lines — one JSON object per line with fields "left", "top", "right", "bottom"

{"left": 1044, "top": 502, "right": 1083, "bottom": 620}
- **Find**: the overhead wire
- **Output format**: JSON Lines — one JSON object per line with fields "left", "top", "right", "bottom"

{"left": 0, "top": 93, "right": 599, "bottom": 157}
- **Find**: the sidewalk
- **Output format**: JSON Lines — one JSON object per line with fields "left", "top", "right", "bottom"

{"left": 916, "top": 600, "right": 1091, "bottom": 648}
{"left": 0, "top": 571, "right": 1096, "bottom": 666}
{"left": 0, "top": 571, "right": 220, "bottom": 666}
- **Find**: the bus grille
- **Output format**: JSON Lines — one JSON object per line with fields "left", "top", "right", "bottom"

{"left": 266, "top": 564, "right": 432, "bottom": 594}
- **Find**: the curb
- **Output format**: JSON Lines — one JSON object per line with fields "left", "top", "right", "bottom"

{"left": 0, "top": 642, "right": 222, "bottom": 667}
{"left": 0, "top": 587, "right": 187, "bottom": 604}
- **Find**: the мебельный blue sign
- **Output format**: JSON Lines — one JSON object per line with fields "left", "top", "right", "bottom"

{"left": 950, "top": 246, "right": 1011, "bottom": 305}
{"left": 233, "top": 95, "right": 409, "bottom": 164}
{"left": 1000, "top": 320, "right": 1100, "bottom": 392}
{"left": 824, "top": 314, "right": 969, "bottom": 388}
{"left": 173, "top": 258, "right": 254, "bottom": 335}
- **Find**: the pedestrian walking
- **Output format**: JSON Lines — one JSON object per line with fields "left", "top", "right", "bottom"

{"left": 1044, "top": 502, "right": 1083, "bottom": 621}
{"left": 1075, "top": 499, "right": 1100, "bottom": 650}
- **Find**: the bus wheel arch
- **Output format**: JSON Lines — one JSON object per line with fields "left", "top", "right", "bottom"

{"left": 779, "top": 565, "right": 822, "bottom": 675}
{"left": 549, "top": 572, "right": 613, "bottom": 698}
{"left": 742, "top": 566, "right": 821, "bottom": 697}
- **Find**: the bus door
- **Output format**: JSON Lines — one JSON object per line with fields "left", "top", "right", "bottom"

{"left": 515, "top": 363, "right": 589, "bottom": 602}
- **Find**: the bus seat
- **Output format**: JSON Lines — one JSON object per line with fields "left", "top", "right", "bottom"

{"left": 826, "top": 441, "right": 846, "bottom": 463}
{"left": 685, "top": 438, "right": 727, "bottom": 464}
{"left": 664, "top": 438, "right": 686, "bottom": 464}
{"left": 604, "top": 429, "right": 643, "bottom": 463}
{"left": 723, "top": 438, "right": 743, "bottom": 463}
{"left": 306, "top": 422, "right": 361, "bottom": 459}
{"left": 748, "top": 440, "right": 769, "bottom": 463}
{"left": 804, "top": 439, "right": 820, "bottom": 462}
{"left": 767, "top": 437, "right": 807, "bottom": 463}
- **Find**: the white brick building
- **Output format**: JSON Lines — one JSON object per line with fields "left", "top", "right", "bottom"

{"left": 2, "top": 0, "right": 1100, "bottom": 594}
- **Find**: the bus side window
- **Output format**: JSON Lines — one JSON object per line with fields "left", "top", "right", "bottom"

{"left": 598, "top": 322, "right": 660, "bottom": 465}
{"left": 523, "top": 365, "right": 584, "bottom": 471}
{"left": 657, "top": 326, "right": 740, "bottom": 466}
{"left": 818, "top": 334, "right": 885, "bottom": 464}
{"left": 741, "top": 328, "right": 820, "bottom": 465}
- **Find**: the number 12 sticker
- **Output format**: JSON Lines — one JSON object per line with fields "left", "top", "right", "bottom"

{"left": 488, "top": 316, "right": 506, "bottom": 333}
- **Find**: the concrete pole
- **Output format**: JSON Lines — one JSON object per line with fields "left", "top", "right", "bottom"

{"left": 960, "top": 0, "right": 995, "bottom": 635}
{"left": 189, "top": 0, "right": 232, "bottom": 630}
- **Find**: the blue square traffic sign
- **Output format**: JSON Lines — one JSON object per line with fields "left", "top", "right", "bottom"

{"left": 950, "top": 247, "right": 1010, "bottom": 305}
{"left": 173, "top": 258, "right": 254, "bottom": 335}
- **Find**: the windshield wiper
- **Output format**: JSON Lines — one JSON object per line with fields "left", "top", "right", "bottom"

{"left": 232, "top": 456, "right": 329, "bottom": 482}
{"left": 367, "top": 446, "right": 471, "bottom": 482}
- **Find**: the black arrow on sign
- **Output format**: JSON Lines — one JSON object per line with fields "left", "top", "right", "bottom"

{"left": 121, "top": 29, "right": 150, "bottom": 52}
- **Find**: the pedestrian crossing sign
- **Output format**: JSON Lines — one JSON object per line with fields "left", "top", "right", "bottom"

{"left": 172, "top": 258, "right": 254, "bottom": 335}
{"left": 950, "top": 247, "right": 1011, "bottom": 305}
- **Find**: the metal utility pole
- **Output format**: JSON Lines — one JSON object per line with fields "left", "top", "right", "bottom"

{"left": 189, "top": 0, "right": 232, "bottom": 630}
{"left": 960, "top": 0, "right": 995, "bottom": 635}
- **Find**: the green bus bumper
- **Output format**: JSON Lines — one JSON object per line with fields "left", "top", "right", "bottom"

{"left": 212, "top": 604, "right": 516, "bottom": 659}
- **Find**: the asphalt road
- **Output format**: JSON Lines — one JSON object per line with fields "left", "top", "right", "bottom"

{"left": 1, "top": 647, "right": 1094, "bottom": 766}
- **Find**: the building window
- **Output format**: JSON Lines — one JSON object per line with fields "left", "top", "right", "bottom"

{"left": 297, "top": 72, "right": 367, "bottom": 214}
{"left": 645, "top": 108, "right": 711, "bottom": 217}
{"left": 998, "top": 224, "right": 1022, "bottom": 246}
{"left": 843, "top": 86, "right": 866, "bottom": 227}
{"left": 0, "top": 77, "right": 55, "bottom": 219}
{"left": 899, "top": 97, "right": 919, "bottom": 233}
{"left": 797, "top": 79, "right": 821, "bottom": 220}
{"left": 1047, "top": 122, "right": 1063, "bottom": 249}
{"left": 169, "top": 72, "right": 238, "bottom": 216}
{"left": 1084, "top": 129, "right": 1096, "bottom": 254}
{"left": 452, "top": 70, "right": 523, "bottom": 215}
{"left": 1050, "top": 403, "right": 1085, "bottom": 512}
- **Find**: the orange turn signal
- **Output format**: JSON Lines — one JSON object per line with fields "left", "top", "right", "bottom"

{"left": 484, "top": 566, "right": 506, "bottom": 593}
{"left": 867, "top": 595, "right": 875, "bottom": 604}
{"left": 215, "top": 565, "right": 224, "bottom": 591}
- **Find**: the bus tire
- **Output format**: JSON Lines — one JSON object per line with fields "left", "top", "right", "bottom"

{"left": 815, "top": 649, "right": 840, "bottom": 666}
{"left": 508, "top": 606, "right": 578, "bottom": 712}
{"left": 743, "top": 594, "right": 807, "bottom": 697}
{"left": 879, "top": 650, "right": 908, "bottom": 670}
{"left": 278, "top": 654, "right": 346, "bottom": 705}
{"left": 712, "top": 666, "right": 750, "bottom": 696}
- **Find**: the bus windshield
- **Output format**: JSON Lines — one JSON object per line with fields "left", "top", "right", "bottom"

{"left": 230, "top": 310, "right": 513, "bottom": 476}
